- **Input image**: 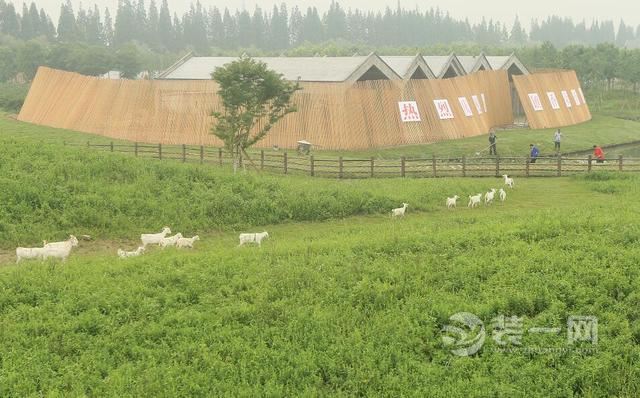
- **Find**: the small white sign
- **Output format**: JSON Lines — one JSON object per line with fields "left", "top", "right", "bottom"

{"left": 578, "top": 87, "right": 587, "bottom": 104}
{"left": 398, "top": 101, "right": 421, "bottom": 122}
{"left": 547, "top": 92, "right": 561, "bottom": 110}
{"left": 434, "top": 99, "right": 455, "bottom": 120}
{"left": 561, "top": 90, "right": 572, "bottom": 108}
{"left": 571, "top": 89, "right": 581, "bottom": 106}
{"left": 472, "top": 95, "right": 483, "bottom": 114}
{"left": 481, "top": 93, "right": 487, "bottom": 113}
{"left": 528, "top": 93, "right": 544, "bottom": 111}
{"left": 458, "top": 97, "right": 473, "bottom": 117}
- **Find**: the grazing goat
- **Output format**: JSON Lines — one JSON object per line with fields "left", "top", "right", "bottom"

{"left": 446, "top": 195, "right": 459, "bottom": 209}
{"left": 239, "top": 232, "right": 269, "bottom": 246}
{"left": 141, "top": 226, "right": 172, "bottom": 247}
{"left": 159, "top": 233, "right": 183, "bottom": 248}
{"left": 502, "top": 174, "right": 514, "bottom": 189}
{"left": 16, "top": 247, "right": 46, "bottom": 263}
{"left": 391, "top": 203, "right": 409, "bottom": 217}
{"left": 42, "top": 236, "right": 79, "bottom": 262}
{"left": 484, "top": 189, "right": 496, "bottom": 205}
{"left": 499, "top": 188, "right": 507, "bottom": 202}
{"left": 468, "top": 193, "right": 482, "bottom": 208}
{"left": 176, "top": 235, "right": 200, "bottom": 249}
{"left": 118, "top": 246, "right": 145, "bottom": 258}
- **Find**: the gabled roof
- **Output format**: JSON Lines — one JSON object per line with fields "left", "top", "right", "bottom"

{"left": 381, "top": 55, "right": 436, "bottom": 79}
{"left": 157, "top": 53, "right": 400, "bottom": 82}
{"left": 485, "top": 56, "right": 511, "bottom": 70}
{"left": 458, "top": 53, "right": 492, "bottom": 74}
{"left": 346, "top": 53, "right": 402, "bottom": 82}
{"left": 424, "top": 54, "right": 466, "bottom": 79}
{"left": 503, "top": 53, "right": 529, "bottom": 75}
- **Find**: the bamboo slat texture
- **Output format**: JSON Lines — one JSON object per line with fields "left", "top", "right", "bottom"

{"left": 512, "top": 70, "right": 592, "bottom": 129}
{"left": 18, "top": 67, "right": 585, "bottom": 150}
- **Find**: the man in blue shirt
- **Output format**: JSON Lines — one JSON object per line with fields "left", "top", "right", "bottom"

{"left": 529, "top": 144, "right": 540, "bottom": 163}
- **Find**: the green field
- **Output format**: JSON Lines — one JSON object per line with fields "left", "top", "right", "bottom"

{"left": 1, "top": 117, "right": 640, "bottom": 395}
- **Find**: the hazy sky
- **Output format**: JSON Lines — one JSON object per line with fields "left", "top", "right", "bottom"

{"left": 36, "top": 0, "right": 640, "bottom": 30}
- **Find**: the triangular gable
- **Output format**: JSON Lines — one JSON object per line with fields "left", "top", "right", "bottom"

{"left": 503, "top": 53, "right": 529, "bottom": 75}
{"left": 406, "top": 54, "right": 436, "bottom": 79}
{"left": 438, "top": 54, "right": 466, "bottom": 79}
{"left": 157, "top": 51, "right": 194, "bottom": 79}
{"left": 469, "top": 53, "right": 492, "bottom": 73}
{"left": 346, "top": 53, "right": 402, "bottom": 82}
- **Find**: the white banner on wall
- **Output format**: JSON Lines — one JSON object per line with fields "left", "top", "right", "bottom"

{"left": 528, "top": 93, "right": 544, "bottom": 111}
{"left": 578, "top": 87, "right": 587, "bottom": 104}
{"left": 471, "top": 95, "right": 483, "bottom": 114}
{"left": 433, "top": 99, "right": 455, "bottom": 120}
{"left": 398, "top": 101, "right": 422, "bottom": 122}
{"left": 571, "top": 89, "right": 581, "bottom": 106}
{"left": 458, "top": 97, "right": 474, "bottom": 117}
{"left": 481, "top": 93, "right": 487, "bottom": 113}
{"left": 561, "top": 90, "right": 572, "bottom": 108}
{"left": 547, "top": 92, "right": 561, "bottom": 110}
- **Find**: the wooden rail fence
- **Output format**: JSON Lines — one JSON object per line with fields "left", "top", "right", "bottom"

{"left": 63, "top": 140, "right": 640, "bottom": 178}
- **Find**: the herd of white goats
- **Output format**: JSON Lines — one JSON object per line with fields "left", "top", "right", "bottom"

{"left": 14, "top": 174, "right": 515, "bottom": 264}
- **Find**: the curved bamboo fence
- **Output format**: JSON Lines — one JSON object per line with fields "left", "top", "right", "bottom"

{"left": 18, "top": 67, "right": 586, "bottom": 150}
{"left": 513, "top": 70, "right": 591, "bottom": 129}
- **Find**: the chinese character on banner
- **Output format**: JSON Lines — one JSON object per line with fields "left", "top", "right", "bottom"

{"left": 398, "top": 101, "right": 421, "bottom": 122}
{"left": 547, "top": 92, "right": 561, "bottom": 110}
{"left": 578, "top": 87, "right": 587, "bottom": 104}
{"left": 433, "top": 99, "right": 455, "bottom": 120}
{"left": 561, "top": 90, "right": 572, "bottom": 108}
{"left": 458, "top": 97, "right": 473, "bottom": 117}
{"left": 528, "top": 93, "right": 544, "bottom": 111}
{"left": 571, "top": 89, "right": 581, "bottom": 106}
{"left": 491, "top": 315, "right": 524, "bottom": 346}
{"left": 472, "top": 95, "right": 483, "bottom": 114}
{"left": 481, "top": 93, "right": 487, "bottom": 113}
{"left": 567, "top": 316, "right": 598, "bottom": 345}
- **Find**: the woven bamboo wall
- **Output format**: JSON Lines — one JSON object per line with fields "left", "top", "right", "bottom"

{"left": 20, "top": 67, "right": 520, "bottom": 149}
{"left": 513, "top": 70, "right": 591, "bottom": 129}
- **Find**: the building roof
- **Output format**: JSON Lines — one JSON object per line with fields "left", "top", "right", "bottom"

{"left": 159, "top": 53, "right": 527, "bottom": 82}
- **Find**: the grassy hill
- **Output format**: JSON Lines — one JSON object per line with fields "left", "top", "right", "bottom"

{"left": 1, "top": 121, "right": 640, "bottom": 395}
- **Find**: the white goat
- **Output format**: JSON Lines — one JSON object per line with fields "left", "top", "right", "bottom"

{"left": 446, "top": 195, "right": 459, "bottom": 209}
{"left": 239, "top": 232, "right": 269, "bottom": 246}
{"left": 159, "top": 233, "right": 183, "bottom": 248}
{"left": 176, "top": 235, "right": 200, "bottom": 249}
{"left": 484, "top": 189, "right": 496, "bottom": 205}
{"left": 118, "top": 246, "right": 145, "bottom": 258}
{"left": 16, "top": 247, "right": 46, "bottom": 263}
{"left": 499, "top": 188, "right": 507, "bottom": 202}
{"left": 468, "top": 193, "right": 482, "bottom": 208}
{"left": 42, "top": 236, "right": 79, "bottom": 262}
{"left": 141, "top": 226, "right": 172, "bottom": 247}
{"left": 391, "top": 203, "right": 409, "bottom": 217}
{"left": 502, "top": 174, "right": 514, "bottom": 189}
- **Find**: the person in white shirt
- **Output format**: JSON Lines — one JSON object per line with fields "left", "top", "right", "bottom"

{"left": 554, "top": 129, "right": 562, "bottom": 152}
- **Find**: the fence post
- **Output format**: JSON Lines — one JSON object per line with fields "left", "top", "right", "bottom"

{"left": 260, "top": 150, "right": 265, "bottom": 170}
{"left": 135, "top": 142, "right": 138, "bottom": 157}
{"left": 200, "top": 145, "right": 204, "bottom": 164}
{"left": 619, "top": 155, "right": 624, "bottom": 171}
{"left": 182, "top": 144, "right": 186, "bottom": 162}
{"left": 495, "top": 156, "right": 500, "bottom": 177}
{"left": 218, "top": 148, "right": 223, "bottom": 166}
{"left": 557, "top": 155, "right": 562, "bottom": 177}
{"left": 462, "top": 156, "right": 466, "bottom": 177}
{"left": 310, "top": 155, "right": 315, "bottom": 177}
{"left": 110, "top": 141, "right": 114, "bottom": 152}
{"left": 525, "top": 158, "right": 530, "bottom": 177}
{"left": 283, "top": 152, "right": 288, "bottom": 175}
{"left": 370, "top": 157, "right": 375, "bottom": 178}
{"left": 158, "top": 143, "right": 162, "bottom": 160}
{"left": 401, "top": 157, "right": 406, "bottom": 178}
{"left": 339, "top": 157, "right": 344, "bottom": 179}
{"left": 588, "top": 155, "right": 592, "bottom": 172}
{"left": 432, "top": 155, "right": 437, "bottom": 177}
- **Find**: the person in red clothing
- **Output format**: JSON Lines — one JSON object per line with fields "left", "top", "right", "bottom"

{"left": 593, "top": 145, "right": 605, "bottom": 163}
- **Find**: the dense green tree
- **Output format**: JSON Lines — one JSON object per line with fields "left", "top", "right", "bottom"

{"left": 103, "top": 8, "right": 114, "bottom": 46}
{"left": 56, "top": 0, "right": 77, "bottom": 42}
{"left": 2, "top": 2, "right": 21, "bottom": 37}
{"left": 157, "top": 0, "right": 172, "bottom": 50}
{"left": 115, "top": 43, "right": 142, "bottom": 78}
{"left": 114, "top": 0, "right": 136, "bottom": 46}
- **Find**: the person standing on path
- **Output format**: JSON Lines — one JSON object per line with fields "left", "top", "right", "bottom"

{"left": 489, "top": 131, "right": 497, "bottom": 156}
{"left": 554, "top": 129, "right": 562, "bottom": 152}
{"left": 529, "top": 144, "right": 540, "bottom": 163}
